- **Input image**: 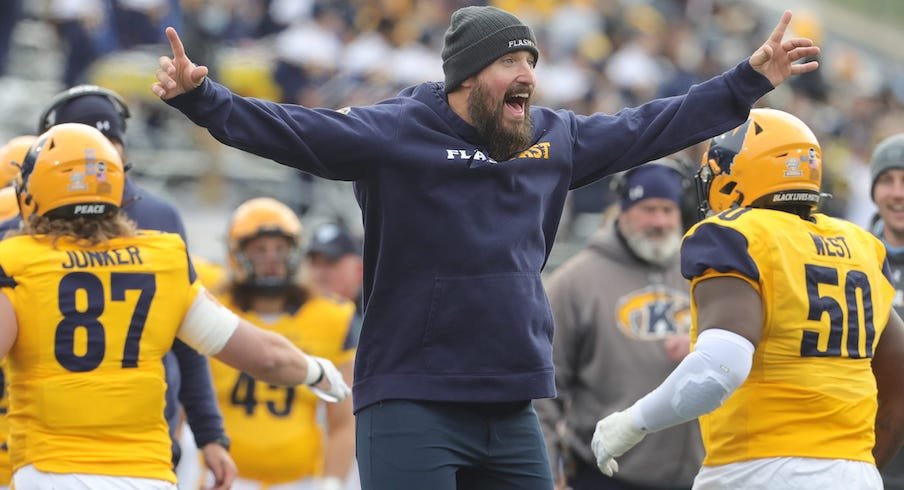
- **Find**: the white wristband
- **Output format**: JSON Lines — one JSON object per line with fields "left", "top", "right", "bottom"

{"left": 304, "top": 355, "right": 324, "bottom": 385}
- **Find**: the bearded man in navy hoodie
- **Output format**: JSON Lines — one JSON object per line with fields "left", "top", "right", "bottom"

{"left": 152, "top": 6, "right": 819, "bottom": 489}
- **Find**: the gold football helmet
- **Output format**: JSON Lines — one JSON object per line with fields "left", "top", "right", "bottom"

{"left": 17, "top": 123, "right": 124, "bottom": 221}
{"left": 697, "top": 108, "right": 822, "bottom": 215}
{"left": 0, "top": 135, "right": 36, "bottom": 188}
{"left": 227, "top": 197, "right": 303, "bottom": 287}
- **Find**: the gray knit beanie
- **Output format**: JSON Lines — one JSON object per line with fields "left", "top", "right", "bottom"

{"left": 870, "top": 133, "right": 904, "bottom": 200}
{"left": 441, "top": 6, "right": 539, "bottom": 93}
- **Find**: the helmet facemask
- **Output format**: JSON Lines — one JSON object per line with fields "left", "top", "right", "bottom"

{"left": 226, "top": 198, "right": 303, "bottom": 293}
{"left": 232, "top": 231, "right": 302, "bottom": 293}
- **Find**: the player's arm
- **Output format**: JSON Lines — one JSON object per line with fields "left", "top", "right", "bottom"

{"left": 0, "top": 293, "right": 16, "bottom": 359}
{"left": 694, "top": 276, "right": 763, "bottom": 344}
{"left": 591, "top": 276, "right": 760, "bottom": 475}
{"left": 176, "top": 289, "right": 350, "bottom": 401}
{"left": 213, "top": 322, "right": 317, "bottom": 386}
{"left": 632, "top": 276, "right": 761, "bottom": 430}
{"left": 873, "top": 308, "right": 904, "bottom": 468}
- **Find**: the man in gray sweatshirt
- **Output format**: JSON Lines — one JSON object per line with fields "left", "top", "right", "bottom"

{"left": 538, "top": 161, "right": 703, "bottom": 490}
{"left": 868, "top": 133, "right": 904, "bottom": 489}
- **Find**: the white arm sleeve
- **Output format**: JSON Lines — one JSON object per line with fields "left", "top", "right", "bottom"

{"left": 176, "top": 287, "right": 241, "bottom": 356}
{"left": 632, "top": 328, "right": 754, "bottom": 433}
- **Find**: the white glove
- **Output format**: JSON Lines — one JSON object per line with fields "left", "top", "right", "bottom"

{"left": 304, "top": 355, "right": 352, "bottom": 403}
{"left": 317, "top": 476, "right": 344, "bottom": 490}
{"left": 590, "top": 407, "right": 646, "bottom": 476}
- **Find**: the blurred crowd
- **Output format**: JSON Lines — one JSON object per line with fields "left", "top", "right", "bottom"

{"left": 1, "top": 0, "right": 903, "bottom": 237}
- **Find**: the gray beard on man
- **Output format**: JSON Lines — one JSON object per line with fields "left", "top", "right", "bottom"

{"left": 467, "top": 81, "right": 533, "bottom": 161}
{"left": 625, "top": 229, "right": 682, "bottom": 267}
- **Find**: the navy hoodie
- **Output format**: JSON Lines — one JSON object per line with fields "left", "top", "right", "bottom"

{"left": 167, "top": 60, "right": 773, "bottom": 411}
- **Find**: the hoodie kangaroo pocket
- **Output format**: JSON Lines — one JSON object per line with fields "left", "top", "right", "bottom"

{"left": 422, "top": 272, "right": 554, "bottom": 374}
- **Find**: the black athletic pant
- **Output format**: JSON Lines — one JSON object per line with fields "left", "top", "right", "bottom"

{"left": 356, "top": 399, "right": 554, "bottom": 490}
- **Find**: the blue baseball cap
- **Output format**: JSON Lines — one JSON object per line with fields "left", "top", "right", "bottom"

{"left": 307, "top": 223, "right": 362, "bottom": 260}
{"left": 619, "top": 163, "right": 684, "bottom": 210}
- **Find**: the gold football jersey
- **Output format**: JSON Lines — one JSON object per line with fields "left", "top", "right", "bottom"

{"left": 681, "top": 208, "right": 895, "bottom": 466}
{"left": 0, "top": 232, "right": 203, "bottom": 481}
{"left": 210, "top": 294, "right": 355, "bottom": 483}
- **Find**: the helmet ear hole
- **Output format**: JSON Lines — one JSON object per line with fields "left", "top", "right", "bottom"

{"left": 719, "top": 182, "right": 737, "bottom": 195}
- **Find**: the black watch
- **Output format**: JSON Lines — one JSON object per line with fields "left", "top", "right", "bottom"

{"left": 203, "top": 435, "right": 231, "bottom": 452}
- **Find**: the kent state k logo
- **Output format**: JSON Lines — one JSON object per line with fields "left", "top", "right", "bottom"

{"left": 615, "top": 286, "right": 690, "bottom": 340}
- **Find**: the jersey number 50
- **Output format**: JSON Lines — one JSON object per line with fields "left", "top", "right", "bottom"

{"left": 55, "top": 271, "right": 156, "bottom": 372}
{"left": 801, "top": 264, "right": 875, "bottom": 358}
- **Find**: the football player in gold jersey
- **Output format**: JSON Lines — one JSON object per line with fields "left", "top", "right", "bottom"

{"left": 205, "top": 197, "right": 357, "bottom": 490}
{"left": 590, "top": 109, "right": 904, "bottom": 489}
{"left": 0, "top": 124, "right": 350, "bottom": 489}
{"left": 0, "top": 135, "right": 34, "bottom": 489}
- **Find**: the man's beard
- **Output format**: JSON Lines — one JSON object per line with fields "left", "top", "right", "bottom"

{"left": 467, "top": 80, "right": 533, "bottom": 161}
{"left": 624, "top": 228, "right": 682, "bottom": 266}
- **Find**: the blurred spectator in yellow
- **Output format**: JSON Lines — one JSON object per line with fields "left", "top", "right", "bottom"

{"left": 207, "top": 198, "right": 357, "bottom": 490}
